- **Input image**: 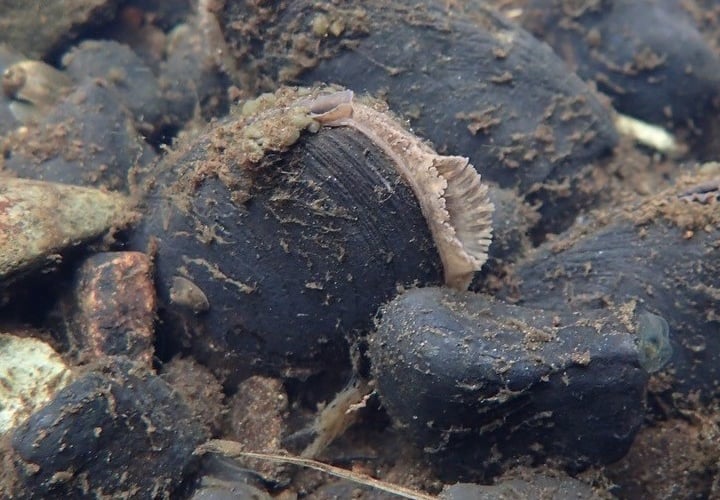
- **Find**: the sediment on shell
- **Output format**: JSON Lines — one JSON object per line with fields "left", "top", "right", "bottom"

{"left": 178, "top": 85, "right": 494, "bottom": 290}
{"left": 128, "top": 86, "right": 455, "bottom": 383}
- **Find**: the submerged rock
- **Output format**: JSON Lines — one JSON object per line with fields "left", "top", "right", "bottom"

{"left": 62, "top": 40, "right": 167, "bottom": 135}
{"left": 159, "top": 10, "right": 232, "bottom": 127}
{"left": 189, "top": 455, "right": 272, "bottom": 500}
{"left": 605, "top": 412, "right": 720, "bottom": 499}
{"left": 8, "top": 357, "right": 206, "bottom": 498}
{"left": 65, "top": 251, "right": 156, "bottom": 366}
{"left": 0, "top": 332, "right": 73, "bottom": 436}
{"left": 0, "top": 0, "right": 120, "bottom": 59}
{"left": 441, "top": 470, "right": 604, "bottom": 500}
{"left": 0, "top": 178, "right": 136, "bottom": 285}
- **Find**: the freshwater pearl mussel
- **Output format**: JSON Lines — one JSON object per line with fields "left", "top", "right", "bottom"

{"left": 1, "top": 0, "right": 720, "bottom": 496}
{"left": 129, "top": 85, "right": 494, "bottom": 383}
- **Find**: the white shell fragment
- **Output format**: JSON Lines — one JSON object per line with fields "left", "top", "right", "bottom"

{"left": 0, "top": 333, "right": 73, "bottom": 435}
{"left": 309, "top": 90, "right": 494, "bottom": 290}
{"left": 614, "top": 113, "right": 680, "bottom": 155}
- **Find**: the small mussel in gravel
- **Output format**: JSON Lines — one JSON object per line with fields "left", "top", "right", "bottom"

{"left": 370, "top": 287, "right": 648, "bottom": 482}
{"left": 128, "top": 86, "right": 494, "bottom": 384}
{"left": 496, "top": 169, "right": 720, "bottom": 403}
{"left": 218, "top": 0, "right": 618, "bottom": 235}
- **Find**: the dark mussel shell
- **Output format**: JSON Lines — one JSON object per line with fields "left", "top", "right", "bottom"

{"left": 128, "top": 87, "right": 493, "bottom": 385}
{"left": 370, "top": 286, "right": 648, "bottom": 482}
{"left": 497, "top": 172, "right": 720, "bottom": 402}
{"left": 218, "top": 0, "right": 619, "bottom": 235}
{"left": 522, "top": 0, "right": 720, "bottom": 135}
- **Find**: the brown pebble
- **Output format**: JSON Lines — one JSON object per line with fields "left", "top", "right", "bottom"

{"left": 227, "top": 376, "right": 289, "bottom": 483}
{"left": 70, "top": 251, "right": 156, "bottom": 366}
{"left": 606, "top": 414, "right": 720, "bottom": 498}
{"left": 161, "top": 356, "right": 226, "bottom": 435}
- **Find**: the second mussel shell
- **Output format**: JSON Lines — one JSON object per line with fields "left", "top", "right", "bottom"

{"left": 128, "top": 87, "right": 492, "bottom": 384}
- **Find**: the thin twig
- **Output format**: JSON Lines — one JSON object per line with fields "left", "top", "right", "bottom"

{"left": 195, "top": 439, "right": 437, "bottom": 500}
